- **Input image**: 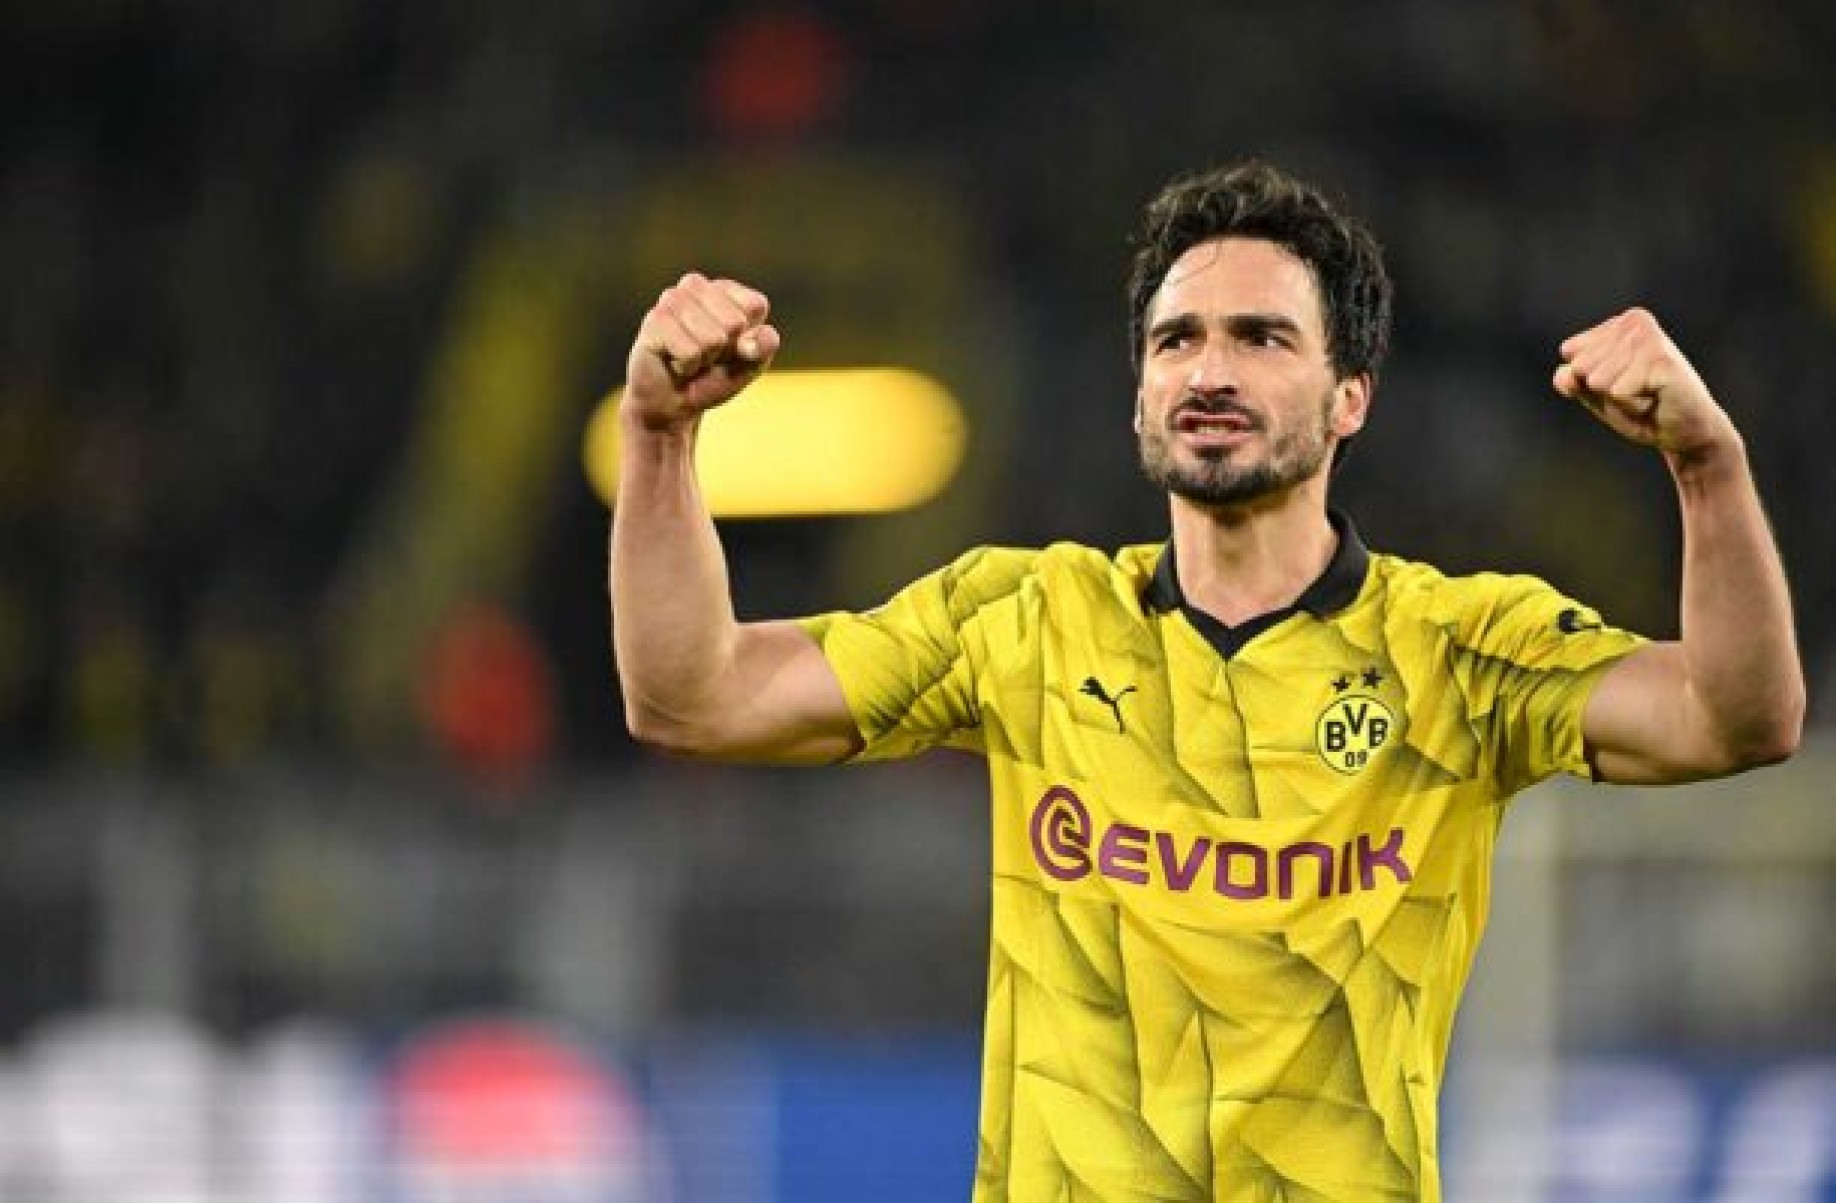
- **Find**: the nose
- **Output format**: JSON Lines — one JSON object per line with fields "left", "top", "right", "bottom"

{"left": 1186, "top": 342, "right": 1239, "bottom": 396}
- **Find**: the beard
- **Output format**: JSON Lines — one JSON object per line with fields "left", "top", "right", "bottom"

{"left": 1138, "top": 391, "right": 1334, "bottom": 508}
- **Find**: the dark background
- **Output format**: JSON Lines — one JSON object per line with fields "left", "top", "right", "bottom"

{"left": 7, "top": 0, "right": 1833, "bottom": 778}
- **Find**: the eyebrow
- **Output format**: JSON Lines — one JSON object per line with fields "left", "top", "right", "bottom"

{"left": 1146, "top": 311, "right": 1305, "bottom": 344}
{"left": 1145, "top": 313, "right": 1201, "bottom": 345}
{"left": 1227, "top": 313, "right": 1303, "bottom": 340}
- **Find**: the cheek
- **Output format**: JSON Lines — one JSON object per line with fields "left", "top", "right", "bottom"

{"left": 1137, "top": 373, "right": 1182, "bottom": 424}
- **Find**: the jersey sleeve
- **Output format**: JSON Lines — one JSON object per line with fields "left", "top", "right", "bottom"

{"left": 1444, "top": 574, "right": 1647, "bottom": 796}
{"left": 794, "top": 547, "right": 1037, "bottom": 762}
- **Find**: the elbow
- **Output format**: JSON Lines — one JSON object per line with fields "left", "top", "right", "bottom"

{"left": 623, "top": 699, "right": 726, "bottom": 761}
{"left": 624, "top": 706, "right": 706, "bottom": 759}
{"left": 1733, "top": 726, "right": 1800, "bottom": 770}
{"left": 1754, "top": 699, "right": 1807, "bottom": 767}
{"left": 615, "top": 662, "right": 717, "bottom": 757}
{"left": 1722, "top": 690, "right": 1806, "bottom": 771}
{"left": 623, "top": 709, "right": 673, "bottom": 753}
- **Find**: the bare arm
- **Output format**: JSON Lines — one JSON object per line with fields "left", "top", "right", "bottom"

{"left": 610, "top": 273, "right": 862, "bottom": 764}
{"left": 1555, "top": 308, "right": 1806, "bottom": 783}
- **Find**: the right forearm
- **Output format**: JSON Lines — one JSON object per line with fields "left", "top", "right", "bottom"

{"left": 605, "top": 271, "right": 871, "bottom": 765}
{"left": 609, "top": 412, "right": 740, "bottom": 734}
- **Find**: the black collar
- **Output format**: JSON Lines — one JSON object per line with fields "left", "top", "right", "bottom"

{"left": 1141, "top": 510, "right": 1371, "bottom": 656}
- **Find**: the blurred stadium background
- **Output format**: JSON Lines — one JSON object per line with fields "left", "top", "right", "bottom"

{"left": 5, "top": 1, "right": 1835, "bottom": 1198}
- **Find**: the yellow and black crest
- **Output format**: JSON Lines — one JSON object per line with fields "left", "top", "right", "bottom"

{"left": 1316, "top": 671, "right": 1396, "bottom": 775}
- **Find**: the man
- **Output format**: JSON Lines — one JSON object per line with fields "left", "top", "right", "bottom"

{"left": 609, "top": 161, "right": 1803, "bottom": 1201}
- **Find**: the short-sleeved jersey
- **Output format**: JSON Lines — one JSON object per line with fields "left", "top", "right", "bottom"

{"left": 796, "top": 515, "right": 1643, "bottom": 1203}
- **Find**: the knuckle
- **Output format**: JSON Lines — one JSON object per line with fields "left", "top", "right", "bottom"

{"left": 723, "top": 281, "right": 767, "bottom": 314}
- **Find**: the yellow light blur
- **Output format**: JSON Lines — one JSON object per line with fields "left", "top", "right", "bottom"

{"left": 584, "top": 368, "right": 967, "bottom": 516}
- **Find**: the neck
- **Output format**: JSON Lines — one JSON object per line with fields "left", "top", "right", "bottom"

{"left": 1168, "top": 479, "right": 1338, "bottom": 627}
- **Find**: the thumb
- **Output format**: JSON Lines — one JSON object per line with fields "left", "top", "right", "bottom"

{"left": 736, "top": 323, "right": 781, "bottom": 365}
{"left": 1552, "top": 362, "right": 1582, "bottom": 398}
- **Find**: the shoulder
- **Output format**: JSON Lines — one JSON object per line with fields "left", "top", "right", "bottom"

{"left": 1372, "top": 554, "right": 1556, "bottom": 615}
{"left": 941, "top": 541, "right": 1155, "bottom": 590}
{"left": 935, "top": 545, "right": 1041, "bottom": 598}
{"left": 1030, "top": 540, "right": 1164, "bottom": 603}
{"left": 927, "top": 542, "right": 1159, "bottom": 627}
{"left": 1368, "top": 552, "right": 1605, "bottom": 657}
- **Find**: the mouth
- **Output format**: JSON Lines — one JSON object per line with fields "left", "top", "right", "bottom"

{"left": 1171, "top": 403, "right": 1259, "bottom": 448}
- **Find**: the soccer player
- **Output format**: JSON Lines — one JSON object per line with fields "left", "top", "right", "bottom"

{"left": 609, "top": 162, "right": 1803, "bottom": 1201}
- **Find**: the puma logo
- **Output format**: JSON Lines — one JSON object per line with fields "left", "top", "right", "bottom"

{"left": 1557, "top": 607, "right": 1603, "bottom": 635}
{"left": 1080, "top": 676, "right": 1138, "bottom": 734}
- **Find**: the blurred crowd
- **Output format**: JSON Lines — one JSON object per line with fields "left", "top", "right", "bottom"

{"left": 6, "top": 0, "right": 1835, "bottom": 777}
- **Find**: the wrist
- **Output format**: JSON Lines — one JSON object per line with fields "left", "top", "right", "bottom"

{"left": 619, "top": 399, "right": 699, "bottom": 443}
{"left": 1664, "top": 426, "right": 1747, "bottom": 484}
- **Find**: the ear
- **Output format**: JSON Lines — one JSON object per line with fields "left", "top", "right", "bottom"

{"left": 1133, "top": 395, "right": 1144, "bottom": 435}
{"left": 1331, "top": 374, "right": 1372, "bottom": 440}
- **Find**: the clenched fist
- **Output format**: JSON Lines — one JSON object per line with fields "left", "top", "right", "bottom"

{"left": 1552, "top": 307, "right": 1738, "bottom": 458}
{"left": 624, "top": 273, "right": 781, "bottom": 433}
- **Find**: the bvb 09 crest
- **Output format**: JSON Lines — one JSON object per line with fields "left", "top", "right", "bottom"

{"left": 1315, "top": 693, "right": 1396, "bottom": 775}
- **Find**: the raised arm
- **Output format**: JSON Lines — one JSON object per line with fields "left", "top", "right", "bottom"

{"left": 1556, "top": 308, "right": 1805, "bottom": 784}
{"left": 610, "top": 273, "right": 863, "bottom": 764}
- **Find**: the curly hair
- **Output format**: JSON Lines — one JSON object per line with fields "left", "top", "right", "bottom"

{"left": 1126, "top": 161, "right": 1393, "bottom": 385}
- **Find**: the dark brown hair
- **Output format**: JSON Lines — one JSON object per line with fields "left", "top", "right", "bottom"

{"left": 1127, "top": 160, "right": 1393, "bottom": 385}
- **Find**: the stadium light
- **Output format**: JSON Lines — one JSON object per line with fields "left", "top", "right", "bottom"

{"left": 584, "top": 368, "right": 967, "bottom": 516}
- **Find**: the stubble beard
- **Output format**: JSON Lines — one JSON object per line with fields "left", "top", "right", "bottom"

{"left": 1138, "top": 393, "right": 1334, "bottom": 508}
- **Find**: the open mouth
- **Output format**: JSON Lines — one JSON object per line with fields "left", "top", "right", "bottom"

{"left": 1172, "top": 405, "right": 1259, "bottom": 444}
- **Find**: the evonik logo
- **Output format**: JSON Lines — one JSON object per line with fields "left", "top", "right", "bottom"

{"left": 1027, "top": 786, "right": 1413, "bottom": 901}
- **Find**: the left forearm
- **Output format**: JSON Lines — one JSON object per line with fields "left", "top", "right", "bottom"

{"left": 1669, "top": 434, "right": 1805, "bottom": 761}
{"left": 1561, "top": 306, "right": 1804, "bottom": 778}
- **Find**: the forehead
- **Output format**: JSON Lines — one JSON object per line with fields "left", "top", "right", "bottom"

{"left": 1147, "top": 237, "right": 1325, "bottom": 334}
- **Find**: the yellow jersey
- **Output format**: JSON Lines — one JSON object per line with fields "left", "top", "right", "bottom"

{"left": 797, "top": 515, "right": 1642, "bottom": 1202}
